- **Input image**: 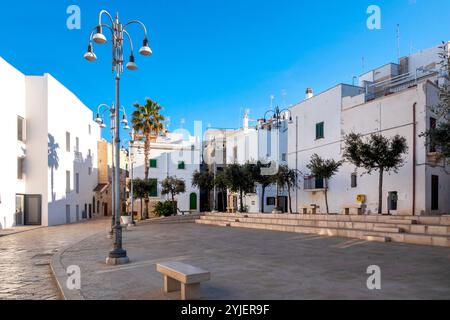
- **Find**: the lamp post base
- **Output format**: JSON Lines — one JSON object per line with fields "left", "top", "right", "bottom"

{"left": 106, "top": 256, "right": 130, "bottom": 266}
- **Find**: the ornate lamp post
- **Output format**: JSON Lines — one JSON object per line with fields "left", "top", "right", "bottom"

{"left": 262, "top": 106, "right": 293, "bottom": 214}
{"left": 95, "top": 104, "right": 130, "bottom": 238}
{"left": 85, "top": 10, "right": 152, "bottom": 265}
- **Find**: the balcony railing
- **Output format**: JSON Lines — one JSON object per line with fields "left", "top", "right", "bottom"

{"left": 304, "top": 176, "right": 326, "bottom": 191}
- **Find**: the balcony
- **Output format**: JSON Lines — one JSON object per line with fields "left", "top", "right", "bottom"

{"left": 304, "top": 176, "right": 326, "bottom": 192}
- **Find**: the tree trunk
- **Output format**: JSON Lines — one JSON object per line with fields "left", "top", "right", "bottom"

{"left": 222, "top": 189, "right": 226, "bottom": 213}
{"left": 143, "top": 135, "right": 151, "bottom": 220}
{"left": 239, "top": 189, "right": 244, "bottom": 213}
{"left": 324, "top": 188, "right": 329, "bottom": 214}
{"left": 288, "top": 186, "right": 292, "bottom": 214}
{"left": 261, "top": 186, "right": 266, "bottom": 213}
{"left": 378, "top": 168, "right": 384, "bottom": 215}
{"left": 140, "top": 197, "right": 143, "bottom": 220}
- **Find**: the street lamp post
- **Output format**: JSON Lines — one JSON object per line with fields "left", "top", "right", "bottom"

{"left": 262, "top": 106, "right": 292, "bottom": 214}
{"left": 86, "top": 10, "right": 152, "bottom": 265}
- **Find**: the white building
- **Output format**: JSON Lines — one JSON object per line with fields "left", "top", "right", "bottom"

{"left": 287, "top": 43, "right": 450, "bottom": 216}
{"left": 205, "top": 111, "right": 289, "bottom": 213}
{"left": 0, "top": 57, "right": 101, "bottom": 229}
{"left": 132, "top": 131, "right": 201, "bottom": 214}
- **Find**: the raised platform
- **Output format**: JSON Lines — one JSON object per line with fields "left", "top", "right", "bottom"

{"left": 196, "top": 213, "right": 450, "bottom": 247}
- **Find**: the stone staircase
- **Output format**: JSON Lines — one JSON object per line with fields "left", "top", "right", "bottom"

{"left": 146, "top": 213, "right": 204, "bottom": 225}
{"left": 195, "top": 213, "right": 450, "bottom": 248}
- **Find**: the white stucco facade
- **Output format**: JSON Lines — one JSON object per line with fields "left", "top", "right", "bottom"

{"left": 0, "top": 57, "right": 100, "bottom": 229}
{"left": 288, "top": 43, "right": 450, "bottom": 216}
{"left": 132, "top": 132, "right": 201, "bottom": 213}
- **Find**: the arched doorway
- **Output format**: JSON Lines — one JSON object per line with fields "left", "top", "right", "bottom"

{"left": 189, "top": 193, "right": 198, "bottom": 211}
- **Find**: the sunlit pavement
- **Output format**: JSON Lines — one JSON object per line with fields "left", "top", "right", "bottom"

{"left": 55, "top": 222, "right": 450, "bottom": 300}
{"left": 0, "top": 218, "right": 110, "bottom": 300}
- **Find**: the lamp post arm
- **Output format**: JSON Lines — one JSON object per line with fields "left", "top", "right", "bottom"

{"left": 122, "top": 30, "right": 135, "bottom": 55}
{"left": 124, "top": 20, "right": 149, "bottom": 40}
{"left": 98, "top": 10, "right": 114, "bottom": 26}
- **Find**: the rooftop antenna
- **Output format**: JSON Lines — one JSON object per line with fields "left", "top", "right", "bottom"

{"left": 396, "top": 24, "right": 401, "bottom": 63}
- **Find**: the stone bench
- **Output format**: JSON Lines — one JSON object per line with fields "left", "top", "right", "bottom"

{"left": 156, "top": 262, "right": 211, "bottom": 300}
{"left": 300, "top": 205, "right": 320, "bottom": 215}
{"left": 341, "top": 204, "right": 364, "bottom": 216}
{"left": 227, "top": 207, "right": 237, "bottom": 214}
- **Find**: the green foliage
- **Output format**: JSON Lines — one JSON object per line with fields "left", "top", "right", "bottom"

{"left": 132, "top": 98, "right": 166, "bottom": 138}
{"left": 130, "top": 178, "right": 156, "bottom": 199}
{"left": 422, "top": 43, "right": 450, "bottom": 160}
{"left": 161, "top": 177, "right": 186, "bottom": 201}
{"left": 154, "top": 201, "right": 177, "bottom": 217}
{"left": 275, "top": 165, "right": 302, "bottom": 214}
{"left": 223, "top": 163, "right": 255, "bottom": 212}
{"left": 192, "top": 171, "right": 215, "bottom": 190}
{"left": 343, "top": 134, "right": 408, "bottom": 175}
{"left": 306, "top": 154, "right": 342, "bottom": 181}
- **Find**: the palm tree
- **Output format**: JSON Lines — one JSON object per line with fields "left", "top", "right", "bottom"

{"left": 132, "top": 98, "right": 165, "bottom": 219}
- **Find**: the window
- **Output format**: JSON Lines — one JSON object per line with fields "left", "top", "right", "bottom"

{"left": 267, "top": 197, "right": 276, "bottom": 206}
{"left": 88, "top": 124, "right": 91, "bottom": 135}
{"left": 88, "top": 149, "right": 91, "bottom": 157}
{"left": 66, "top": 170, "right": 71, "bottom": 193}
{"left": 178, "top": 161, "right": 186, "bottom": 170}
{"left": 351, "top": 173, "right": 357, "bottom": 188}
{"left": 282, "top": 153, "right": 287, "bottom": 162}
{"left": 75, "top": 173, "right": 80, "bottom": 194}
{"left": 149, "top": 179, "right": 158, "bottom": 197}
{"left": 88, "top": 167, "right": 92, "bottom": 176}
{"left": 150, "top": 159, "right": 157, "bottom": 168}
{"left": 315, "top": 176, "right": 325, "bottom": 189}
{"left": 17, "top": 116, "right": 25, "bottom": 142}
{"left": 429, "top": 117, "right": 437, "bottom": 152}
{"left": 17, "top": 158, "right": 24, "bottom": 180}
{"left": 316, "top": 122, "right": 324, "bottom": 140}
{"left": 66, "top": 132, "right": 71, "bottom": 152}
{"left": 431, "top": 175, "right": 439, "bottom": 211}
{"left": 233, "top": 146, "right": 238, "bottom": 161}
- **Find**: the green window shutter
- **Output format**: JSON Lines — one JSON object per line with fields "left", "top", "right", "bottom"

{"left": 150, "top": 159, "right": 157, "bottom": 168}
{"left": 178, "top": 161, "right": 185, "bottom": 170}
{"left": 316, "top": 122, "right": 324, "bottom": 139}
{"left": 149, "top": 179, "right": 158, "bottom": 197}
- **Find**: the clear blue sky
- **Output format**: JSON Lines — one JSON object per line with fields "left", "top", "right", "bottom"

{"left": 1, "top": 0, "right": 449, "bottom": 142}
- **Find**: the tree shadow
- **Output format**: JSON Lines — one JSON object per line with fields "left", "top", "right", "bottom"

{"left": 48, "top": 134, "right": 60, "bottom": 202}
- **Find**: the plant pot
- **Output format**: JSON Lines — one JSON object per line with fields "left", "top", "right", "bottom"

{"left": 120, "top": 216, "right": 132, "bottom": 225}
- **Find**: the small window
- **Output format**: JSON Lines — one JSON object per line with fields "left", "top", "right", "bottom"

{"left": 88, "top": 167, "right": 92, "bottom": 176}
{"left": 17, "top": 116, "right": 25, "bottom": 142}
{"left": 66, "top": 132, "right": 71, "bottom": 152}
{"left": 66, "top": 170, "right": 71, "bottom": 193}
{"left": 316, "top": 122, "right": 324, "bottom": 140}
{"left": 88, "top": 124, "right": 91, "bottom": 135}
{"left": 17, "top": 158, "right": 24, "bottom": 180}
{"left": 351, "top": 173, "right": 357, "bottom": 188}
{"left": 178, "top": 161, "right": 186, "bottom": 170}
{"left": 282, "top": 153, "right": 287, "bottom": 162}
{"left": 150, "top": 159, "right": 157, "bottom": 168}
{"left": 266, "top": 197, "right": 276, "bottom": 206}
{"left": 75, "top": 137, "right": 80, "bottom": 153}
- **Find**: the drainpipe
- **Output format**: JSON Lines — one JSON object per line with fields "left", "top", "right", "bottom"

{"left": 412, "top": 103, "right": 417, "bottom": 216}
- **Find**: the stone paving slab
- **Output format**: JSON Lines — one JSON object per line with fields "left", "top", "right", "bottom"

{"left": 0, "top": 218, "right": 110, "bottom": 300}
{"left": 53, "top": 222, "right": 450, "bottom": 300}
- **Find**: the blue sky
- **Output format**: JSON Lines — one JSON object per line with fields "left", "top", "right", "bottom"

{"left": 1, "top": 0, "right": 449, "bottom": 142}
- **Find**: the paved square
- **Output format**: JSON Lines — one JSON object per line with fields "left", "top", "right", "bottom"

{"left": 57, "top": 222, "right": 450, "bottom": 300}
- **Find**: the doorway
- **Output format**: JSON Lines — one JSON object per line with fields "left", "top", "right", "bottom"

{"left": 24, "top": 195, "right": 42, "bottom": 225}
{"left": 431, "top": 175, "right": 439, "bottom": 211}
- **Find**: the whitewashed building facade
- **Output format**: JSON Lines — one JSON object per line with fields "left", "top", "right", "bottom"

{"left": 288, "top": 43, "right": 450, "bottom": 216}
{"left": 0, "top": 57, "right": 100, "bottom": 229}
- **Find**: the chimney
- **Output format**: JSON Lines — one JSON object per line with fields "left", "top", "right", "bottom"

{"left": 306, "top": 88, "right": 314, "bottom": 99}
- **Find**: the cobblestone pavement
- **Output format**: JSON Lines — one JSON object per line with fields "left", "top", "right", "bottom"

{"left": 57, "top": 222, "right": 450, "bottom": 300}
{"left": 0, "top": 218, "right": 110, "bottom": 300}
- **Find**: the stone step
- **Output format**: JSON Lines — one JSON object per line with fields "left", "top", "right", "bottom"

{"left": 195, "top": 219, "right": 450, "bottom": 248}
{"left": 362, "top": 234, "right": 392, "bottom": 243}
{"left": 201, "top": 215, "right": 450, "bottom": 236}
{"left": 373, "top": 226, "right": 404, "bottom": 233}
